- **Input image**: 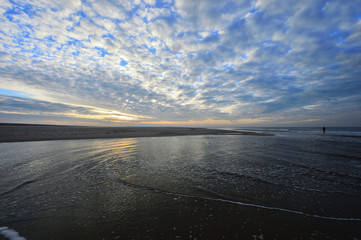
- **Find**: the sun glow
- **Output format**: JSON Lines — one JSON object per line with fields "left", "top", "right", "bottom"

{"left": 140, "top": 118, "right": 265, "bottom": 126}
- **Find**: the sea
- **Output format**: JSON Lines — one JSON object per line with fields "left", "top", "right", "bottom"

{"left": 0, "top": 127, "right": 360, "bottom": 239}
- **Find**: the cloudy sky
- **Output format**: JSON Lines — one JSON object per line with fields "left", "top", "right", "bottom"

{"left": 0, "top": 0, "right": 360, "bottom": 127}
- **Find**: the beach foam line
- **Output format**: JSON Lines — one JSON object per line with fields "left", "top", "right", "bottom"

{"left": 114, "top": 176, "right": 361, "bottom": 222}
{"left": 195, "top": 195, "right": 361, "bottom": 221}
{"left": 0, "top": 226, "right": 26, "bottom": 240}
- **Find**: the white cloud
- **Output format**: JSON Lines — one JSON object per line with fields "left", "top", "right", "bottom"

{"left": 91, "top": 0, "right": 127, "bottom": 20}
{"left": 146, "top": 8, "right": 171, "bottom": 21}
{"left": 119, "top": 0, "right": 134, "bottom": 11}
{"left": 0, "top": 0, "right": 12, "bottom": 14}
{"left": 144, "top": 0, "right": 156, "bottom": 6}
{"left": 175, "top": 0, "right": 250, "bottom": 31}
{"left": 0, "top": 0, "right": 360, "bottom": 126}
{"left": 148, "top": 19, "right": 174, "bottom": 40}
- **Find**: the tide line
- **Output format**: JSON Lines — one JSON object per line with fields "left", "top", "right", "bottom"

{"left": 115, "top": 176, "right": 361, "bottom": 222}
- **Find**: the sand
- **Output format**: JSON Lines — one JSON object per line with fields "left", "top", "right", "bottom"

{"left": 0, "top": 123, "right": 270, "bottom": 143}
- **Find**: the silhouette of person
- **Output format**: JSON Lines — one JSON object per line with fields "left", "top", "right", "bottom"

{"left": 322, "top": 127, "right": 326, "bottom": 134}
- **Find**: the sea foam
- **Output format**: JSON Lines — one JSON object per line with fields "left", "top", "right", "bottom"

{"left": 0, "top": 227, "right": 26, "bottom": 240}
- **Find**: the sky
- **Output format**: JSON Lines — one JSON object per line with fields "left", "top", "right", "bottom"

{"left": 0, "top": 0, "right": 361, "bottom": 127}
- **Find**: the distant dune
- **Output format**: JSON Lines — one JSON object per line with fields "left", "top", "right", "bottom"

{"left": 0, "top": 123, "right": 271, "bottom": 143}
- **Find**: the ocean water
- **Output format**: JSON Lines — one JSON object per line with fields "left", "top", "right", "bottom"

{"left": 0, "top": 128, "right": 361, "bottom": 239}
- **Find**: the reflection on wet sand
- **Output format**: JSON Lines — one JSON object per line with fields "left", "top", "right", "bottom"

{"left": 1, "top": 134, "right": 360, "bottom": 239}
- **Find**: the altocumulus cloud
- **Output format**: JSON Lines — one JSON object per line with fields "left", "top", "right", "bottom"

{"left": 0, "top": 94, "right": 151, "bottom": 125}
{"left": 0, "top": 0, "right": 360, "bottom": 126}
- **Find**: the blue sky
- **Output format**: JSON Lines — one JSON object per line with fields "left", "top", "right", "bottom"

{"left": 0, "top": 0, "right": 361, "bottom": 126}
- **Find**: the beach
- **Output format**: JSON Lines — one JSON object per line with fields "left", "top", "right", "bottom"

{"left": 1, "top": 127, "right": 360, "bottom": 239}
{"left": 0, "top": 123, "right": 268, "bottom": 143}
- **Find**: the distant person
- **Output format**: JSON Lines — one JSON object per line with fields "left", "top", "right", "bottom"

{"left": 323, "top": 127, "right": 326, "bottom": 134}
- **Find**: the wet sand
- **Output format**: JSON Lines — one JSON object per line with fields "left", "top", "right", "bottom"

{"left": 0, "top": 123, "right": 269, "bottom": 143}
{"left": 1, "top": 126, "right": 360, "bottom": 239}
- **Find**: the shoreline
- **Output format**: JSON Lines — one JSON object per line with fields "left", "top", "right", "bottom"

{"left": 0, "top": 124, "right": 272, "bottom": 143}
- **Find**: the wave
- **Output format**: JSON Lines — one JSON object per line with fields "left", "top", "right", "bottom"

{"left": 113, "top": 175, "right": 361, "bottom": 222}
{"left": 198, "top": 167, "right": 361, "bottom": 197}
{"left": 0, "top": 179, "right": 37, "bottom": 197}
{"left": 269, "top": 158, "right": 361, "bottom": 189}
{"left": 200, "top": 168, "right": 281, "bottom": 187}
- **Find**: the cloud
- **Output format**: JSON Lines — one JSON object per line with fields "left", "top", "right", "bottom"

{"left": 144, "top": 0, "right": 156, "bottom": 6}
{"left": 175, "top": 0, "right": 250, "bottom": 31}
{"left": 91, "top": 0, "right": 127, "bottom": 20}
{"left": 0, "top": 94, "right": 151, "bottom": 122}
{"left": 0, "top": 0, "right": 360, "bottom": 126}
